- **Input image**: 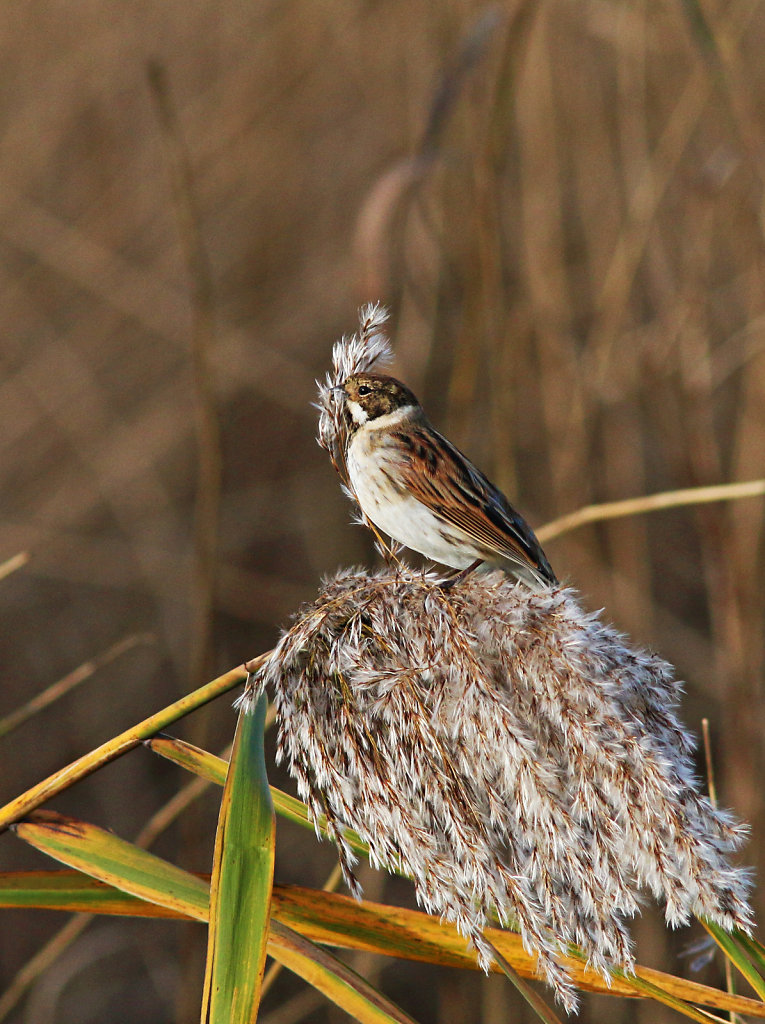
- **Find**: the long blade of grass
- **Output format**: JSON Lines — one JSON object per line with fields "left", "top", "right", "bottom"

{"left": 701, "top": 921, "right": 765, "bottom": 1001}
{"left": 271, "top": 887, "right": 765, "bottom": 1015}
{"left": 280, "top": 888, "right": 605, "bottom": 987}
{"left": 3, "top": 873, "right": 765, "bottom": 1018}
{"left": 268, "top": 919, "right": 420, "bottom": 1024}
{"left": 0, "top": 661, "right": 253, "bottom": 832}
{"left": 11, "top": 810, "right": 209, "bottom": 920}
{"left": 0, "top": 752, "right": 234, "bottom": 1023}
{"left": 201, "top": 695, "right": 275, "bottom": 1024}
{"left": 0, "top": 863, "right": 417, "bottom": 1024}
{"left": 607, "top": 966, "right": 731, "bottom": 1023}
{"left": 484, "top": 937, "right": 564, "bottom": 1024}
{"left": 732, "top": 931, "right": 765, "bottom": 972}
{"left": 146, "top": 734, "right": 370, "bottom": 857}
{"left": 0, "top": 870, "right": 190, "bottom": 918}
{"left": 146, "top": 735, "right": 228, "bottom": 784}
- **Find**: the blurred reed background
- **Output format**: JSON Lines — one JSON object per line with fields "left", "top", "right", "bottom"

{"left": 0, "top": 1, "right": 764, "bottom": 1022}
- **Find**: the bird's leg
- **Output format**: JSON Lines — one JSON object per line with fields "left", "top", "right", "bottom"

{"left": 439, "top": 558, "right": 484, "bottom": 591}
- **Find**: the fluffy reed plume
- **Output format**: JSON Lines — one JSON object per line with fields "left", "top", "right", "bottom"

{"left": 239, "top": 307, "right": 752, "bottom": 1010}
{"left": 240, "top": 568, "right": 751, "bottom": 1010}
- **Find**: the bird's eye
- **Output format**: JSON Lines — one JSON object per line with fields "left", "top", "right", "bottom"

{"left": 357, "top": 385, "right": 372, "bottom": 396}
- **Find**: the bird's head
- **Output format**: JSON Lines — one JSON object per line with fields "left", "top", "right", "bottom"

{"left": 338, "top": 374, "right": 420, "bottom": 428}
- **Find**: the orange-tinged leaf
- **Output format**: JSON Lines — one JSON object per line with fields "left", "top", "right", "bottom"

{"left": 271, "top": 887, "right": 765, "bottom": 1017}
{"left": 12, "top": 810, "right": 209, "bottom": 920}
{"left": 146, "top": 736, "right": 228, "bottom": 786}
{"left": 147, "top": 734, "right": 370, "bottom": 857}
{"left": 3, "top": 871, "right": 764, "bottom": 1020}
{"left": 0, "top": 870, "right": 194, "bottom": 918}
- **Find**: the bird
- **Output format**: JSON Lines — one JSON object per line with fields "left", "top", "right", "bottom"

{"left": 335, "top": 373, "right": 556, "bottom": 589}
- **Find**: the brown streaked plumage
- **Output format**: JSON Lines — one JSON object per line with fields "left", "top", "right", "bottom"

{"left": 339, "top": 373, "right": 556, "bottom": 588}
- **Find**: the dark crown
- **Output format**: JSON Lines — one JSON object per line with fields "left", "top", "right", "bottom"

{"left": 343, "top": 374, "right": 419, "bottom": 420}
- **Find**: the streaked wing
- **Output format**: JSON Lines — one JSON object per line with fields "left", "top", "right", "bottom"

{"left": 388, "top": 423, "right": 557, "bottom": 584}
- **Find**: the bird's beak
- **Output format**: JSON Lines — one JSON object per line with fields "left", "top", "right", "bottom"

{"left": 330, "top": 385, "right": 345, "bottom": 398}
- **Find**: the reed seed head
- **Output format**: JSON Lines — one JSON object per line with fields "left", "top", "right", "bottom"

{"left": 239, "top": 566, "right": 751, "bottom": 1011}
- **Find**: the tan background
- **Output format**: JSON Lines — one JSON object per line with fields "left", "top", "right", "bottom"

{"left": 0, "top": 2, "right": 764, "bottom": 1022}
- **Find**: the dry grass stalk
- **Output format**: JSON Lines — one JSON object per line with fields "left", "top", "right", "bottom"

{"left": 239, "top": 309, "right": 753, "bottom": 1012}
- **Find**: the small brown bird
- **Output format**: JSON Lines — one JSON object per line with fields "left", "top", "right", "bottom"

{"left": 337, "top": 373, "right": 556, "bottom": 588}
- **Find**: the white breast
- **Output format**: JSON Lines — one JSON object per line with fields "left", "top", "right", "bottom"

{"left": 346, "top": 424, "right": 480, "bottom": 570}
